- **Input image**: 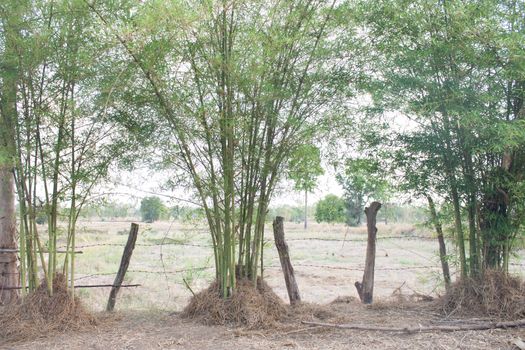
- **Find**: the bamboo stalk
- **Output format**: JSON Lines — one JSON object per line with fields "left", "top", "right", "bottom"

{"left": 18, "top": 201, "right": 27, "bottom": 296}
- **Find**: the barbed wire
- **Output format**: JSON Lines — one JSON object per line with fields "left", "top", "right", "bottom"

{"left": 285, "top": 235, "right": 438, "bottom": 242}
{"left": 70, "top": 227, "right": 523, "bottom": 298}
{"left": 74, "top": 266, "right": 214, "bottom": 281}
{"left": 67, "top": 241, "right": 213, "bottom": 249}
{"left": 266, "top": 263, "right": 442, "bottom": 272}
{"left": 69, "top": 235, "right": 441, "bottom": 250}
{"left": 75, "top": 262, "right": 444, "bottom": 283}
{"left": 128, "top": 267, "right": 214, "bottom": 275}
{"left": 510, "top": 262, "right": 525, "bottom": 267}
{"left": 73, "top": 260, "right": 524, "bottom": 284}
{"left": 74, "top": 272, "right": 120, "bottom": 281}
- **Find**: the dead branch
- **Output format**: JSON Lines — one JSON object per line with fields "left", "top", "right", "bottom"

{"left": 301, "top": 319, "right": 525, "bottom": 333}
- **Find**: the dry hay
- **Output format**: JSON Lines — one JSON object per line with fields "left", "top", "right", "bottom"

{"left": 181, "top": 278, "right": 287, "bottom": 328}
{"left": 330, "top": 295, "right": 360, "bottom": 304}
{"left": 330, "top": 284, "right": 434, "bottom": 313}
{"left": 0, "top": 274, "right": 96, "bottom": 344}
{"left": 287, "top": 301, "right": 337, "bottom": 322}
{"left": 442, "top": 269, "right": 525, "bottom": 320}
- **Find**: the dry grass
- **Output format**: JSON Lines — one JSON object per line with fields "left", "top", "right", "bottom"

{"left": 441, "top": 269, "right": 525, "bottom": 320}
{"left": 0, "top": 274, "right": 96, "bottom": 345}
{"left": 181, "top": 278, "right": 287, "bottom": 328}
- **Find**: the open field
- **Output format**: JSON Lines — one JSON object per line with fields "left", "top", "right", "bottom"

{"left": 65, "top": 220, "right": 525, "bottom": 312}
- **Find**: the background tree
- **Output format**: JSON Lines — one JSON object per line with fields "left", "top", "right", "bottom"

{"left": 314, "top": 194, "right": 347, "bottom": 224}
{"left": 336, "top": 157, "right": 388, "bottom": 226}
{"left": 288, "top": 144, "right": 324, "bottom": 229}
{"left": 140, "top": 197, "right": 165, "bottom": 223}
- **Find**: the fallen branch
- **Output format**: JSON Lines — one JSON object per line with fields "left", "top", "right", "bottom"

{"left": 283, "top": 326, "right": 325, "bottom": 335}
{"left": 301, "top": 319, "right": 525, "bottom": 333}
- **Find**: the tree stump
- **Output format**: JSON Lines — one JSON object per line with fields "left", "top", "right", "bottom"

{"left": 355, "top": 202, "right": 381, "bottom": 304}
{"left": 273, "top": 216, "right": 300, "bottom": 305}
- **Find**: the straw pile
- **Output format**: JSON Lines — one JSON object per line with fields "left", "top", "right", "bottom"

{"left": 182, "top": 278, "right": 286, "bottom": 328}
{"left": 442, "top": 269, "right": 525, "bottom": 319}
{"left": 0, "top": 274, "right": 96, "bottom": 344}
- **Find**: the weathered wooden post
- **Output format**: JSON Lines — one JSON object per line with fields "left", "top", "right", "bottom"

{"left": 273, "top": 216, "right": 301, "bottom": 305}
{"left": 355, "top": 202, "right": 381, "bottom": 304}
{"left": 107, "top": 223, "right": 139, "bottom": 311}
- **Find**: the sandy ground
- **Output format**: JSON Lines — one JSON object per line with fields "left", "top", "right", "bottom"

{"left": 4, "top": 299, "right": 525, "bottom": 350}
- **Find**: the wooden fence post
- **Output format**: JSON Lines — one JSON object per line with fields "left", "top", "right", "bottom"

{"left": 273, "top": 216, "right": 301, "bottom": 305}
{"left": 355, "top": 202, "right": 381, "bottom": 304}
{"left": 106, "top": 223, "right": 139, "bottom": 311}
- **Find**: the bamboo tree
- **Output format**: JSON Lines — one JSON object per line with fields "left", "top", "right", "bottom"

{"left": 86, "top": 0, "right": 342, "bottom": 297}
{"left": 350, "top": 0, "right": 525, "bottom": 280}
{"left": 1, "top": 0, "right": 135, "bottom": 297}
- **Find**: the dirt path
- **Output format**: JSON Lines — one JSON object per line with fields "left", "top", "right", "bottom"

{"left": 4, "top": 300, "right": 524, "bottom": 350}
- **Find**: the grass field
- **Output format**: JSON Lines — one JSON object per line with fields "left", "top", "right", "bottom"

{"left": 66, "top": 220, "right": 525, "bottom": 313}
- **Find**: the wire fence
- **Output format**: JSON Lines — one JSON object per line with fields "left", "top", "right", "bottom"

{"left": 65, "top": 224, "right": 525, "bottom": 309}
{"left": 72, "top": 235, "right": 525, "bottom": 279}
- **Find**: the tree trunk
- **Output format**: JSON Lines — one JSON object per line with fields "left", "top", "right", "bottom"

{"left": 273, "top": 216, "right": 301, "bottom": 305}
{"left": 479, "top": 188, "right": 509, "bottom": 269}
{"left": 459, "top": 137, "right": 479, "bottom": 276}
{"left": 0, "top": 165, "right": 19, "bottom": 305}
{"left": 304, "top": 190, "right": 307, "bottom": 230}
{"left": 426, "top": 195, "right": 451, "bottom": 290}
{"left": 0, "top": 9, "right": 20, "bottom": 303}
{"left": 355, "top": 201, "right": 381, "bottom": 304}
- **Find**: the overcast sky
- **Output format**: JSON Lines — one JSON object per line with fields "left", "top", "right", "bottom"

{"left": 106, "top": 163, "right": 344, "bottom": 209}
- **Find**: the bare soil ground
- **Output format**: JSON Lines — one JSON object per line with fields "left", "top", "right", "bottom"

{"left": 5, "top": 299, "right": 525, "bottom": 350}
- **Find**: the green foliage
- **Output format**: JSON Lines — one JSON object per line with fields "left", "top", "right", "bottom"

{"left": 315, "top": 195, "right": 346, "bottom": 224}
{"left": 349, "top": 0, "right": 525, "bottom": 275}
{"left": 5, "top": 0, "right": 524, "bottom": 299}
{"left": 0, "top": 0, "right": 140, "bottom": 293}
{"left": 140, "top": 197, "right": 165, "bottom": 223}
{"left": 35, "top": 210, "right": 47, "bottom": 225}
{"left": 171, "top": 205, "right": 205, "bottom": 223}
{"left": 288, "top": 145, "right": 324, "bottom": 193}
{"left": 267, "top": 205, "right": 310, "bottom": 223}
{"left": 80, "top": 201, "right": 137, "bottom": 219}
{"left": 337, "top": 158, "right": 389, "bottom": 226}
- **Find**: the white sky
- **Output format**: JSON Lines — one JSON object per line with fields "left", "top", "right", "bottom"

{"left": 106, "top": 163, "right": 344, "bottom": 209}
{"left": 103, "top": 113, "right": 419, "bottom": 209}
